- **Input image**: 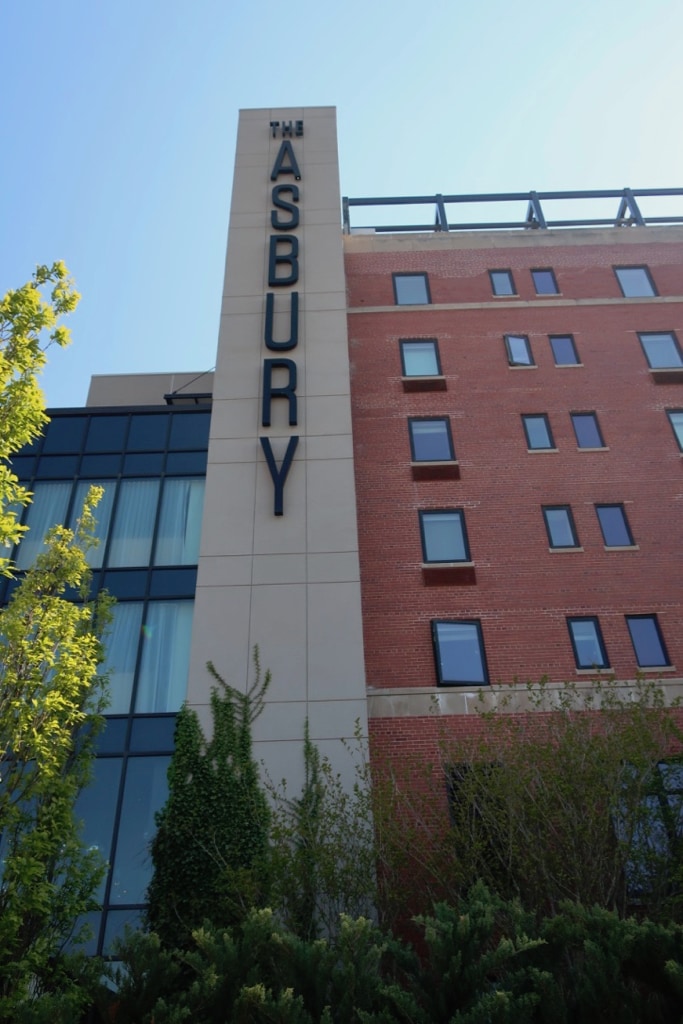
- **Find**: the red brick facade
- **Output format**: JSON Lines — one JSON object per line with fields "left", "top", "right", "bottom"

{"left": 344, "top": 229, "right": 683, "bottom": 766}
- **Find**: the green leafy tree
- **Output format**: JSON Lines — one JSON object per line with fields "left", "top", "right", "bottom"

{"left": 0, "top": 263, "right": 111, "bottom": 1021}
{"left": 146, "top": 651, "right": 272, "bottom": 948}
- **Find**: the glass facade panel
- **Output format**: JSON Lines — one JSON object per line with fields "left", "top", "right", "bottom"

{"left": 85, "top": 416, "right": 128, "bottom": 452}
{"left": 70, "top": 480, "right": 116, "bottom": 568}
{"left": 127, "top": 414, "right": 169, "bottom": 451}
{"left": 15, "top": 480, "right": 71, "bottom": 568}
{"left": 42, "top": 416, "right": 87, "bottom": 453}
{"left": 101, "top": 602, "right": 144, "bottom": 714}
{"left": 154, "top": 478, "right": 205, "bottom": 565}
{"left": 109, "top": 756, "right": 170, "bottom": 905}
{"left": 74, "top": 757, "right": 123, "bottom": 900}
{"left": 107, "top": 479, "right": 160, "bottom": 567}
{"left": 135, "top": 600, "right": 194, "bottom": 712}
{"left": 169, "top": 411, "right": 211, "bottom": 450}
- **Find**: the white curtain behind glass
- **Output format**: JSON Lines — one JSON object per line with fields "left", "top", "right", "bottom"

{"left": 100, "top": 602, "right": 144, "bottom": 714}
{"left": 154, "top": 479, "right": 205, "bottom": 565}
{"left": 135, "top": 600, "right": 194, "bottom": 712}
{"left": 15, "top": 481, "right": 72, "bottom": 569}
{"left": 70, "top": 481, "right": 116, "bottom": 568}
{"left": 107, "top": 480, "right": 159, "bottom": 567}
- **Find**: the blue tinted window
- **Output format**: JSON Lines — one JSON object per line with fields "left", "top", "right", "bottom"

{"left": 433, "top": 620, "right": 488, "bottom": 685}
{"left": 522, "top": 415, "right": 554, "bottom": 450}
{"left": 543, "top": 506, "right": 579, "bottom": 548}
{"left": 149, "top": 568, "right": 198, "bottom": 598}
{"left": 80, "top": 454, "right": 121, "bottom": 477}
{"left": 596, "top": 504, "right": 633, "bottom": 546}
{"left": 571, "top": 413, "right": 604, "bottom": 448}
{"left": 567, "top": 617, "right": 609, "bottom": 669}
{"left": 409, "top": 419, "right": 454, "bottom": 462}
{"left": 169, "top": 412, "right": 211, "bottom": 450}
{"left": 43, "top": 416, "right": 87, "bottom": 453}
{"left": 549, "top": 335, "right": 579, "bottom": 365}
{"left": 109, "top": 756, "right": 170, "bottom": 905}
{"left": 626, "top": 615, "right": 670, "bottom": 667}
{"left": 9, "top": 456, "right": 36, "bottom": 479}
{"left": 165, "top": 450, "right": 208, "bottom": 474}
{"left": 128, "top": 414, "right": 169, "bottom": 451}
{"left": 36, "top": 455, "right": 78, "bottom": 477}
{"left": 122, "top": 452, "right": 165, "bottom": 475}
{"left": 86, "top": 416, "right": 128, "bottom": 452}
{"left": 129, "top": 715, "right": 177, "bottom": 752}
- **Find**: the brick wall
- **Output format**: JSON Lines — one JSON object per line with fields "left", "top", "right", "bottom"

{"left": 346, "top": 234, "right": 683, "bottom": 696}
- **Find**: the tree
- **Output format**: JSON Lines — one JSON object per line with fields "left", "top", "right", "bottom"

{"left": 0, "top": 264, "right": 109, "bottom": 1022}
{"left": 146, "top": 652, "right": 272, "bottom": 948}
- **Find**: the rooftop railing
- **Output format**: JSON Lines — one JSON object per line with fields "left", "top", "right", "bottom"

{"left": 341, "top": 188, "right": 683, "bottom": 234}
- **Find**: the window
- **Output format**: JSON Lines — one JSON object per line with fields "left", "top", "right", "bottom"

{"left": 393, "top": 273, "right": 430, "bottom": 305}
{"left": 505, "top": 334, "right": 534, "bottom": 367}
{"left": 543, "top": 506, "right": 579, "bottom": 548}
{"left": 625, "top": 615, "right": 670, "bottom": 668}
{"left": 153, "top": 478, "right": 206, "bottom": 565}
{"left": 667, "top": 410, "right": 683, "bottom": 450}
{"left": 400, "top": 339, "right": 441, "bottom": 376}
{"left": 522, "top": 414, "right": 554, "bottom": 450}
{"left": 489, "top": 270, "right": 516, "bottom": 296}
{"left": 638, "top": 332, "right": 683, "bottom": 370}
{"left": 595, "top": 504, "right": 634, "bottom": 547}
{"left": 107, "top": 479, "right": 160, "bottom": 567}
{"left": 571, "top": 412, "right": 605, "bottom": 449}
{"left": 531, "top": 268, "right": 559, "bottom": 295}
{"left": 615, "top": 266, "right": 657, "bottom": 298}
{"left": 549, "top": 334, "right": 580, "bottom": 365}
{"left": 136, "top": 600, "right": 195, "bottom": 711}
{"left": 432, "top": 620, "right": 489, "bottom": 685}
{"left": 14, "top": 480, "right": 72, "bottom": 569}
{"left": 567, "top": 617, "right": 610, "bottom": 669}
{"left": 408, "top": 418, "right": 455, "bottom": 462}
{"left": 420, "top": 510, "right": 470, "bottom": 563}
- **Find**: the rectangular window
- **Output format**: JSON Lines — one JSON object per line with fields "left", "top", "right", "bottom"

{"left": 408, "top": 418, "right": 455, "bottom": 462}
{"left": 69, "top": 480, "right": 116, "bottom": 568}
{"left": 615, "top": 266, "right": 657, "bottom": 297}
{"left": 531, "top": 268, "right": 559, "bottom": 295}
{"left": 432, "top": 620, "right": 489, "bottom": 685}
{"left": 595, "top": 504, "right": 634, "bottom": 547}
{"left": 420, "top": 510, "right": 470, "bottom": 563}
{"left": 567, "top": 617, "right": 610, "bottom": 669}
{"left": 571, "top": 412, "right": 605, "bottom": 449}
{"left": 505, "top": 334, "right": 534, "bottom": 366}
{"left": 489, "top": 270, "right": 516, "bottom": 296}
{"left": 107, "top": 479, "right": 160, "bottom": 567}
{"left": 153, "top": 478, "right": 205, "bottom": 566}
{"left": 393, "top": 273, "right": 430, "bottom": 305}
{"left": 100, "top": 602, "right": 144, "bottom": 715}
{"left": 625, "top": 615, "right": 670, "bottom": 668}
{"left": 135, "top": 600, "right": 195, "bottom": 711}
{"left": 400, "top": 339, "right": 441, "bottom": 376}
{"left": 638, "top": 332, "right": 683, "bottom": 370}
{"left": 667, "top": 410, "right": 683, "bottom": 450}
{"left": 549, "top": 334, "right": 580, "bottom": 365}
{"left": 522, "top": 414, "right": 554, "bottom": 450}
{"left": 543, "top": 505, "right": 579, "bottom": 548}
{"left": 14, "top": 480, "right": 72, "bottom": 569}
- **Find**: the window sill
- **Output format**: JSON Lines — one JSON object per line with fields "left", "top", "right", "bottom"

{"left": 422, "top": 562, "right": 476, "bottom": 586}
{"left": 402, "top": 375, "right": 447, "bottom": 392}
{"left": 575, "top": 667, "right": 611, "bottom": 675}
{"left": 638, "top": 664, "right": 677, "bottom": 673}
{"left": 411, "top": 460, "right": 460, "bottom": 480}
{"left": 527, "top": 447, "right": 558, "bottom": 454}
{"left": 650, "top": 368, "right": 683, "bottom": 383}
{"left": 576, "top": 446, "right": 609, "bottom": 452}
{"left": 509, "top": 364, "right": 537, "bottom": 370}
{"left": 555, "top": 363, "right": 584, "bottom": 368}
{"left": 549, "top": 546, "right": 584, "bottom": 553}
{"left": 604, "top": 544, "right": 639, "bottom": 551}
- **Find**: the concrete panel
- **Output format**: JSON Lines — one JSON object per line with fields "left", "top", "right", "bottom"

{"left": 249, "top": 584, "right": 307, "bottom": 703}
{"left": 307, "top": 459, "right": 360, "bottom": 553}
{"left": 307, "top": 551, "right": 360, "bottom": 583}
{"left": 187, "top": 584, "right": 253, "bottom": 700}
{"left": 252, "top": 553, "right": 307, "bottom": 585}
{"left": 253, "top": 455, "right": 307, "bottom": 553}
{"left": 308, "top": 699, "right": 369, "bottom": 741}
{"left": 209, "top": 398, "right": 262, "bottom": 438}
{"left": 197, "top": 555, "right": 253, "bottom": 587}
{"left": 307, "top": 581, "right": 366, "bottom": 698}
{"left": 304, "top": 434, "right": 354, "bottom": 460}
{"left": 198, "top": 462, "right": 256, "bottom": 556}
{"left": 306, "top": 394, "right": 352, "bottom": 435}
{"left": 207, "top": 437, "right": 260, "bottom": 465}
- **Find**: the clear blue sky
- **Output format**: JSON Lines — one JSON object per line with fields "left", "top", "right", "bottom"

{"left": 2, "top": 0, "right": 682, "bottom": 408}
